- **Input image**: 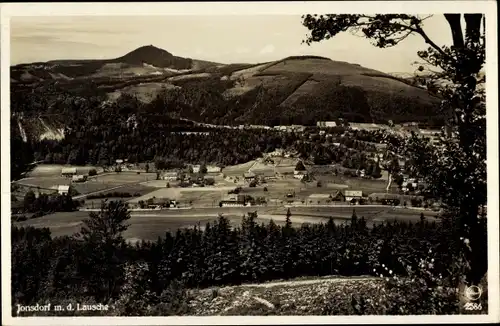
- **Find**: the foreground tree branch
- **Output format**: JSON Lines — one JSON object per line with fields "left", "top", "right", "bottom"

{"left": 301, "top": 14, "right": 486, "bottom": 286}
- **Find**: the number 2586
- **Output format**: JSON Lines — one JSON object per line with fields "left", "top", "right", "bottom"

{"left": 464, "top": 302, "right": 482, "bottom": 311}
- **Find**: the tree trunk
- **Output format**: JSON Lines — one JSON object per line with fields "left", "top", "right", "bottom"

{"left": 444, "top": 14, "right": 465, "bottom": 48}
{"left": 464, "top": 14, "right": 483, "bottom": 44}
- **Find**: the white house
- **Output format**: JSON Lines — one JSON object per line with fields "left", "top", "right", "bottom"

{"left": 293, "top": 170, "right": 306, "bottom": 179}
{"left": 344, "top": 190, "right": 363, "bottom": 202}
{"left": 192, "top": 165, "right": 201, "bottom": 173}
{"left": 317, "top": 121, "right": 337, "bottom": 128}
{"left": 206, "top": 165, "right": 222, "bottom": 173}
{"left": 57, "top": 185, "right": 70, "bottom": 195}
{"left": 61, "top": 167, "right": 77, "bottom": 177}
{"left": 72, "top": 175, "right": 87, "bottom": 183}
{"left": 163, "top": 171, "right": 179, "bottom": 181}
{"left": 220, "top": 194, "right": 245, "bottom": 207}
{"left": 402, "top": 178, "right": 418, "bottom": 192}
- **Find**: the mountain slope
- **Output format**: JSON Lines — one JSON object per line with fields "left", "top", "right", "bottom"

{"left": 11, "top": 47, "right": 443, "bottom": 132}
{"left": 151, "top": 55, "right": 442, "bottom": 126}
{"left": 10, "top": 45, "right": 221, "bottom": 82}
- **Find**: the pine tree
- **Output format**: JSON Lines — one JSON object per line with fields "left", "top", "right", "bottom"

{"left": 76, "top": 200, "right": 131, "bottom": 301}
{"left": 285, "top": 208, "right": 292, "bottom": 229}
{"left": 351, "top": 209, "right": 358, "bottom": 225}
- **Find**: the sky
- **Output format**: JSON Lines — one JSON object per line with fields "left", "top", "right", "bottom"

{"left": 10, "top": 15, "right": 454, "bottom": 74}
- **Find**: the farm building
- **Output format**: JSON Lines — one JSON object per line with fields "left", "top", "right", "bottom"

{"left": 243, "top": 171, "right": 256, "bottom": 181}
{"left": 330, "top": 190, "right": 346, "bottom": 202}
{"left": 290, "top": 125, "right": 306, "bottom": 132}
{"left": 72, "top": 175, "right": 87, "bottom": 183}
{"left": 344, "top": 190, "right": 363, "bottom": 202}
{"left": 317, "top": 121, "right": 337, "bottom": 128}
{"left": 349, "top": 123, "right": 389, "bottom": 132}
{"left": 273, "top": 126, "right": 288, "bottom": 132}
{"left": 162, "top": 171, "right": 179, "bottom": 181}
{"left": 402, "top": 178, "right": 419, "bottom": 192}
{"left": 256, "top": 170, "right": 277, "bottom": 180}
{"left": 206, "top": 165, "right": 222, "bottom": 173}
{"left": 293, "top": 170, "right": 306, "bottom": 179}
{"left": 57, "top": 185, "right": 70, "bottom": 195}
{"left": 61, "top": 167, "right": 77, "bottom": 177}
{"left": 270, "top": 149, "right": 285, "bottom": 157}
{"left": 220, "top": 194, "right": 246, "bottom": 207}
{"left": 146, "top": 198, "right": 177, "bottom": 209}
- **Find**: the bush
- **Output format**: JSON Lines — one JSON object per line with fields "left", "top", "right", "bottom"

{"left": 204, "top": 178, "right": 215, "bottom": 186}
{"left": 229, "top": 187, "right": 243, "bottom": 194}
{"left": 88, "top": 169, "right": 97, "bottom": 176}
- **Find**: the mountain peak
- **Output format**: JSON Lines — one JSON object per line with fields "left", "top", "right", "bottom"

{"left": 115, "top": 45, "right": 191, "bottom": 69}
{"left": 122, "top": 45, "right": 173, "bottom": 59}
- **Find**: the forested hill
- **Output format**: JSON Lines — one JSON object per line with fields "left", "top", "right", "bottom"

{"left": 11, "top": 46, "right": 443, "bottom": 131}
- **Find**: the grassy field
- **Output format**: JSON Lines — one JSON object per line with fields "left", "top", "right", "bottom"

{"left": 81, "top": 184, "right": 158, "bottom": 207}
{"left": 27, "top": 164, "right": 103, "bottom": 177}
{"left": 16, "top": 177, "right": 71, "bottom": 189}
{"left": 15, "top": 206, "right": 438, "bottom": 241}
{"left": 15, "top": 169, "right": 158, "bottom": 197}
{"left": 222, "top": 161, "right": 256, "bottom": 176}
{"left": 129, "top": 186, "right": 235, "bottom": 207}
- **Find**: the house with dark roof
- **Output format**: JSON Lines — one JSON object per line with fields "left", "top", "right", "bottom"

{"left": 243, "top": 171, "right": 256, "bottom": 181}
{"left": 255, "top": 170, "right": 277, "bottom": 180}
{"left": 220, "top": 194, "right": 246, "bottom": 207}
{"left": 330, "top": 190, "right": 346, "bottom": 202}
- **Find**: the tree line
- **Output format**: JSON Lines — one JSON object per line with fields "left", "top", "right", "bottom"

{"left": 11, "top": 200, "right": 484, "bottom": 315}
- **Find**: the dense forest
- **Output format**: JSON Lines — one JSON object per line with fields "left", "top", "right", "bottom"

{"left": 10, "top": 89, "right": 405, "bottom": 181}
{"left": 12, "top": 201, "right": 484, "bottom": 316}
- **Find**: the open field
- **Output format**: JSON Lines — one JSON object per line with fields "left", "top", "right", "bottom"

{"left": 92, "top": 172, "right": 157, "bottom": 184}
{"left": 129, "top": 186, "right": 236, "bottom": 207}
{"left": 124, "top": 171, "right": 399, "bottom": 208}
{"left": 313, "top": 174, "right": 398, "bottom": 195}
{"left": 15, "top": 170, "right": 158, "bottom": 198}
{"left": 16, "top": 176, "right": 71, "bottom": 189}
{"left": 15, "top": 206, "right": 439, "bottom": 241}
{"left": 27, "top": 164, "right": 103, "bottom": 177}
{"left": 81, "top": 184, "right": 158, "bottom": 207}
{"left": 222, "top": 161, "right": 256, "bottom": 176}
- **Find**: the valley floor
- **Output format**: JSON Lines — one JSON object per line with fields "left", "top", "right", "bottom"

{"left": 14, "top": 205, "right": 439, "bottom": 241}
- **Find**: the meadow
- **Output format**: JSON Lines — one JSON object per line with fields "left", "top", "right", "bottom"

{"left": 15, "top": 205, "right": 438, "bottom": 241}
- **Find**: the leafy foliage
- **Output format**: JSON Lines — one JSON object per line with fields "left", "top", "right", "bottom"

{"left": 301, "top": 13, "right": 487, "bottom": 286}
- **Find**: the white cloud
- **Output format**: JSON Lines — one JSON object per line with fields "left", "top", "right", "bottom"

{"left": 259, "top": 44, "right": 275, "bottom": 55}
